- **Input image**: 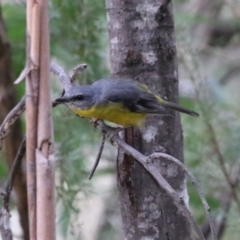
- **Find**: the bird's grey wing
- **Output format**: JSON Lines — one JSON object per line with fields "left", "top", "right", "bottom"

{"left": 95, "top": 79, "right": 168, "bottom": 114}
{"left": 132, "top": 91, "right": 168, "bottom": 114}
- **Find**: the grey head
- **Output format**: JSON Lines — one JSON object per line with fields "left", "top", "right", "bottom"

{"left": 55, "top": 85, "right": 97, "bottom": 110}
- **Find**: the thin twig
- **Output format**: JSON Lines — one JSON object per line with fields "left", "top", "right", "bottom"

{"left": 70, "top": 63, "right": 87, "bottom": 83}
{"left": 0, "top": 138, "right": 26, "bottom": 240}
{"left": 14, "top": 65, "right": 31, "bottom": 84}
{"left": 0, "top": 96, "right": 61, "bottom": 155}
{"left": 50, "top": 63, "right": 72, "bottom": 91}
{"left": 207, "top": 122, "right": 240, "bottom": 210}
{"left": 88, "top": 133, "right": 106, "bottom": 180}
{"left": 149, "top": 152, "right": 217, "bottom": 240}
{"left": 3, "top": 138, "right": 26, "bottom": 211}
{"left": 0, "top": 97, "right": 26, "bottom": 151}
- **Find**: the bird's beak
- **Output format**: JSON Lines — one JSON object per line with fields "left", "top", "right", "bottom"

{"left": 54, "top": 96, "right": 72, "bottom": 103}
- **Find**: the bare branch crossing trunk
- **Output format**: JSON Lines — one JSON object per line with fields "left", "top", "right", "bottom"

{"left": 106, "top": 0, "right": 191, "bottom": 239}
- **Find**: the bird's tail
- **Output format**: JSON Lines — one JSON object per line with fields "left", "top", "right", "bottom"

{"left": 161, "top": 100, "right": 199, "bottom": 117}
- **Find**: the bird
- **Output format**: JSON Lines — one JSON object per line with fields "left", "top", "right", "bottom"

{"left": 55, "top": 78, "right": 199, "bottom": 126}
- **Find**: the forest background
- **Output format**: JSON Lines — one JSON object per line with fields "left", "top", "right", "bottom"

{"left": 1, "top": 0, "right": 240, "bottom": 239}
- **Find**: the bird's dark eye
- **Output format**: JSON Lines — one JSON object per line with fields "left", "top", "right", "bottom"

{"left": 74, "top": 94, "right": 84, "bottom": 101}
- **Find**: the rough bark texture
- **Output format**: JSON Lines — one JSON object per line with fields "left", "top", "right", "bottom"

{"left": 106, "top": 0, "right": 191, "bottom": 239}
{"left": 0, "top": 7, "right": 29, "bottom": 240}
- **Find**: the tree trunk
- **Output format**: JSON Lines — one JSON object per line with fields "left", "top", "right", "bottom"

{"left": 106, "top": 0, "right": 191, "bottom": 239}
{"left": 0, "top": 6, "right": 29, "bottom": 240}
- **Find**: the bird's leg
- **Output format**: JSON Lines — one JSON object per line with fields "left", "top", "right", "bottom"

{"left": 90, "top": 118, "right": 99, "bottom": 128}
{"left": 90, "top": 119, "right": 132, "bottom": 144}
{"left": 115, "top": 125, "right": 132, "bottom": 133}
{"left": 88, "top": 132, "right": 106, "bottom": 180}
{"left": 105, "top": 125, "right": 132, "bottom": 145}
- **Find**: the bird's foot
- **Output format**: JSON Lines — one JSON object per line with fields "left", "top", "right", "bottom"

{"left": 90, "top": 118, "right": 99, "bottom": 128}
{"left": 105, "top": 125, "right": 132, "bottom": 145}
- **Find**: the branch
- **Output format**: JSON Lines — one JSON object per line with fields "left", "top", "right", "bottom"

{"left": 3, "top": 138, "right": 26, "bottom": 211}
{"left": 88, "top": 132, "right": 106, "bottom": 180}
{"left": 94, "top": 120, "right": 208, "bottom": 240}
{"left": 50, "top": 63, "right": 72, "bottom": 91}
{"left": 51, "top": 62, "right": 88, "bottom": 89}
{"left": 14, "top": 65, "right": 31, "bottom": 84}
{"left": 149, "top": 152, "right": 217, "bottom": 240}
{"left": 0, "top": 138, "right": 26, "bottom": 240}
{"left": 0, "top": 97, "right": 25, "bottom": 151}
{"left": 0, "top": 96, "right": 60, "bottom": 153}
{"left": 70, "top": 63, "right": 87, "bottom": 83}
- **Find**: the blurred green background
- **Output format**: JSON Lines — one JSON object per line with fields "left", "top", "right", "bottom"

{"left": 1, "top": 0, "right": 240, "bottom": 239}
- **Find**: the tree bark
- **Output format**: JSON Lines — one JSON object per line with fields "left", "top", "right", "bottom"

{"left": 26, "top": 0, "right": 55, "bottom": 239}
{"left": 0, "top": 6, "right": 29, "bottom": 240}
{"left": 106, "top": 0, "right": 191, "bottom": 239}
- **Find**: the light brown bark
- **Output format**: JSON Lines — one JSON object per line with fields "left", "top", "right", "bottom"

{"left": 26, "top": 2, "right": 40, "bottom": 239}
{"left": 36, "top": 0, "right": 55, "bottom": 239}
{"left": 26, "top": 0, "right": 55, "bottom": 239}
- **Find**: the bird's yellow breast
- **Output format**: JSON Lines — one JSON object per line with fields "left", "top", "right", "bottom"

{"left": 71, "top": 103, "right": 146, "bottom": 126}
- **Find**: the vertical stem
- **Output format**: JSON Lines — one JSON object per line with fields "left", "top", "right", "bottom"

{"left": 26, "top": 0, "right": 55, "bottom": 239}
{"left": 26, "top": 1, "right": 40, "bottom": 239}
{"left": 36, "top": 0, "right": 55, "bottom": 239}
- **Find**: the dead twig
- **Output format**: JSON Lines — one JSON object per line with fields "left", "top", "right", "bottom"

{"left": 149, "top": 152, "right": 217, "bottom": 240}
{"left": 0, "top": 95, "right": 61, "bottom": 153}
{"left": 70, "top": 63, "right": 87, "bottom": 83}
{"left": 50, "top": 63, "right": 72, "bottom": 91}
{"left": 14, "top": 65, "right": 31, "bottom": 84}
{"left": 88, "top": 133, "right": 106, "bottom": 180}
{"left": 2, "top": 138, "right": 26, "bottom": 211}
{"left": 0, "top": 97, "right": 26, "bottom": 151}
{"left": 0, "top": 138, "right": 26, "bottom": 240}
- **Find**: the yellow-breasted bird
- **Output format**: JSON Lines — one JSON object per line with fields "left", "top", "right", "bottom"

{"left": 55, "top": 78, "right": 199, "bottom": 126}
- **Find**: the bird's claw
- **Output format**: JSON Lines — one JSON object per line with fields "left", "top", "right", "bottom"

{"left": 105, "top": 126, "right": 131, "bottom": 145}
{"left": 90, "top": 118, "right": 99, "bottom": 128}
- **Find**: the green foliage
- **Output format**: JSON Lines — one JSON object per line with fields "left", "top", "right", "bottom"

{"left": 2, "top": 4, "right": 26, "bottom": 79}
{"left": 2, "top": 0, "right": 240, "bottom": 239}
{"left": 0, "top": 151, "right": 9, "bottom": 181}
{"left": 49, "top": 1, "right": 109, "bottom": 236}
{"left": 2, "top": 4, "right": 26, "bottom": 101}
{"left": 174, "top": 2, "right": 240, "bottom": 238}
{"left": 50, "top": 0, "right": 109, "bottom": 83}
